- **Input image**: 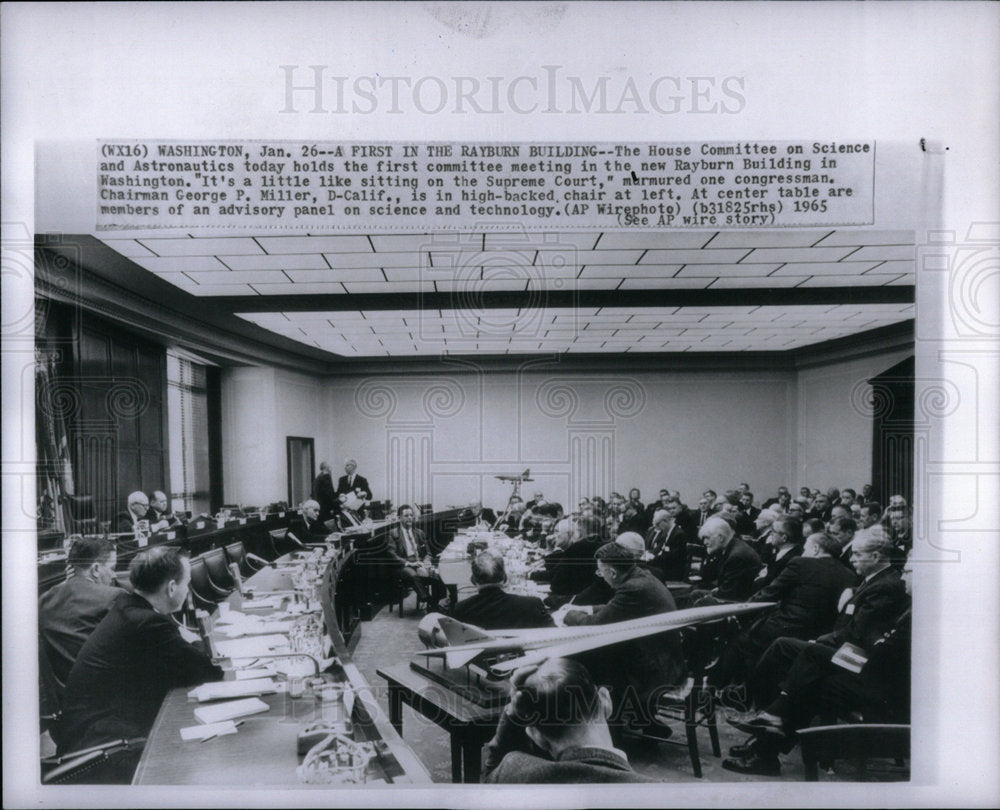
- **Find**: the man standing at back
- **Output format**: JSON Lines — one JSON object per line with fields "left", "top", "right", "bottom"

{"left": 312, "top": 461, "right": 338, "bottom": 522}
{"left": 60, "top": 547, "right": 223, "bottom": 776}
{"left": 336, "top": 458, "right": 371, "bottom": 502}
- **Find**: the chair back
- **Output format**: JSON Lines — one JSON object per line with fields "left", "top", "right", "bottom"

{"left": 224, "top": 541, "right": 249, "bottom": 576}
{"left": 188, "top": 556, "right": 223, "bottom": 609}
{"left": 202, "top": 547, "right": 234, "bottom": 590}
{"left": 61, "top": 494, "right": 98, "bottom": 534}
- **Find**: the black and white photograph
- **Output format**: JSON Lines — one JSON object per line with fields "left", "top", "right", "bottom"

{"left": 3, "top": 3, "right": 998, "bottom": 808}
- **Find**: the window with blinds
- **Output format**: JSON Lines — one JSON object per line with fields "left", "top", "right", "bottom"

{"left": 167, "top": 352, "right": 211, "bottom": 517}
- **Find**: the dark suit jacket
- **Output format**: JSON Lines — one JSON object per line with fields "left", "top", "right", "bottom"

{"left": 548, "top": 535, "right": 603, "bottom": 597}
{"left": 700, "top": 538, "right": 762, "bottom": 601}
{"left": 336, "top": 473, "right": 371, "bottom": 500}
{"left": 644, "top": 524, "right": 688, "bottom": 583}
{"left": 39, "top": 575, "right": 123, "bottom": 687}
{"left": 145, "top": 506, "right": 181, "bottom": 529}
{"left": 61, "top": 591, "right": 223, "bottom": 753}
{"left": 112, "top": 511, "right": 138, "bottom": 534}
{"left": 817, "top": 565, "right": 908, "bottom": 650}
{"left": 752, "top": 543, "right": 803, "bottom": 591}
{"left": 311, "top": 471, "right": 338, "bottom": 517}
{"left": 750, "top": 555, "right": 858, "bottom": 646}
{"left": 287, "top": 514, "right": 330, "bottom": 542}
{"left": 462, "top": 507, "right": 498, "bottom": 527}
{"left": 676, "top": 507, "right": 699, "bottom": 541}
{"left": 449, "top": 585, "right": 554, "bottom": 630}
{"left": 485, "top": 746, "right": 653, "bottom": 784}
{"left": 564, "top": 566, "right": 685, "bottom": 696}
{"left": 387, "top": 525, "right": 430, "bottom": 563}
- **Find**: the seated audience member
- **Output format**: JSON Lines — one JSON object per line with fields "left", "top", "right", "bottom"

{"left": 838, "top": 488, "right": 857, "bottom": 509}
{"left": 786, "top": 500, "right": 806, "bottom": 520}
{"left": 449, "top": 551, "right": 553, "bottom": 629}
{"left": 696, "top": 495, "right": 714, "bottom": 528}
{"left": 762, "top": 486, "right": 791, "bottom": 510}
{"left": 564, "top": 542, "right": 684, "bottom": 737}
{"left": 826, "top": 515, "right": 858, "bottom": 567}
{"left": 693, "top": 517, "right": 762, "bottom": 603}
{"left": 738, "top": 491, "right": 761, "bottom": 524}
{"left": 387, "top": 504, "right": 447, "bottom": 612}
{"left": 806, "top": 492, "right": 832, "bottom": 522}
{"left": 712, "top": 530, "right": 857, "bottom": 689}
{"left": 752, "top": 515, "right": 803, "bottom": 591}
{"left": 829, "top": 504, "right": 852, "bottom": 523}
{"left": 617, "top": 488, "right": 649, "bottom": 534}
{"left": 462, "top": 500, "right": 498, "bottom": 529}
{"left": 39, "top": 537, "right": 122, "bottom": 691}
{"left": 571, "top": 531, "right": 645, "bottom": 607}
{"left": 288, "top": 499, "right": 331, "bottom": 541}
{"left": 543, "top": 515, "right": 606, "bottom": 605}
{"left": 750, "top": 508, "right": 779, "bottom": 556}
{"left": 112, "top": 491, "right": 151, "bottom": 534}
{"left": 60, "top": 547, "right": 223, "bottom": 779}
{"left": 747, "top": 531, "right": 908, "bottom": 715}
{"left": 146, "top": 490, "right": 182, "bottom": 531}
{"left": 802, "top": 517, "right": 825, "bottom": 539}
{"left": 483, "top": 658, "right": 654, "bottom": 783}
{"left": 644, "top": 502, "right": 688, "bottom": 583}
{"left": 724, "top": 550, "right": 911, "bottom": 776}
{"left": 860, "top": 502, "right": 884, "bottom": 527}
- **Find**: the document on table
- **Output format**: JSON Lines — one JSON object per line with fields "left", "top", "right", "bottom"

{"left": 180, "top": 720, "right": 240, "bottom": 742}
{"left": 194, "top": 697, "right": 270, "bottom": 725}
{"left": 188, "top": 678, "right": 278, "bottom": 702}
{"left": 213, "top": 634, "right": 290, "bottom": 659}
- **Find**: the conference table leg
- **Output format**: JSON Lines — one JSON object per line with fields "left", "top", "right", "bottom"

{"left": 450, "top": 734, "right": 463, "bottom": 783}
{"left": 461, "top": 732, "right": 482, "bottom": 783}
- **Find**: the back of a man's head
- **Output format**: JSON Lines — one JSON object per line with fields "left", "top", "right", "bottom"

{"left": 68, "top": 535, "right": 115, "bottom": 571}
{"left": 471, "top": 550, "right": 506, "bottom": 586}
{"left": 512, "top": 658, "right": 602, "bottom": 743}
{"left": 130, "top": 546, "right": 186, "bottom": 594}
{"left": 595, "top": 541, "right": 637, "bottom": 576}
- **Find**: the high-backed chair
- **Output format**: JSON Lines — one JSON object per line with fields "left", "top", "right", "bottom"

{"left": 224, "top": 541, "right": 263, "bottom": 579}
{"left": 188, "top": 555, "right": 229, "bottom": 609}
{"left": 201, "top": 547, "right": 235, "bottom": 591}
{"left": 60, "top": 494, "right": 98, "bottom": 535}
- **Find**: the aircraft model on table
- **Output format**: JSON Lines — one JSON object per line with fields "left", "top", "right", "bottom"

{"left": 416, "top": 601, "right": 773, "bottom": 674}
{"left": 494, "top": 468, "right": 533, "bottom": 483}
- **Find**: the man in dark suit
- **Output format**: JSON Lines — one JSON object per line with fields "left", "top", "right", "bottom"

{"left": 60, "top": 547, "right": 223, "bottom": 781}
{"left": 752, "top": 515, "right": 804, "bottom": 591}
{"left": 287, "top": 499, "right": 331, "bottom": 542}
{"left": 711, "top": 529, "right": 857, "bottom": 688}
{"left": 723, "top": 547, "right": 911, "bottom": 776}
{"left": 693, "top": 517, "right": 762, "bottom": 603}
{"left": 738, "top": 491, "right": 761, "bottom": 525}
{"left": 544, "top": 515, "right": 606, "bottom": 604}
{"left": 747, "top": 531, "right": 909, "bottom": 714}
{"left": 449, "top": 551, "right": 553, "bottom": 629}
{"left": 112, "top": 490, "right": 151, "bottom": 535}
{"left": 146, "top": 490, "right": 182, "bottom": 531}
{"left": 564, "top": 542, "right": 685, "bottom": 736}
{"left": 39, "top": 537, "right": 122, "bottom": 694}
{"left": 644, "top": 502, "right": 688, "bottom": 583}
{"left": 335, "top": 458, "right": 371, "bottom": 502}
{"left": 387, "top": 504, "right": 447, "bottom": 611}
{"left": 483, "top": 658, "right": 654, "bottom": 783}
{"left": 311, "top": 461, "right": 338, "bottom": 522}
{"left": 462, "top": 501, "right": 498, "bottom": 529}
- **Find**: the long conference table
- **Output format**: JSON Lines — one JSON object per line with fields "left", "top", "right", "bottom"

{"left": 132, "top": 551, "right": 432, "bottom": 786}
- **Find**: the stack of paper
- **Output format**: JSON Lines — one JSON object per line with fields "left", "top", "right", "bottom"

{"left": 213, "top": 634, "right": 290, "bottom": 659}
{"left": 180, "top": 720, "right": 240, "bottom": 741}
{"left": 188, "top": 678, "right": 278, "bottom": 702}
{"left": 193, "top": 697, "right": 270, "bottom": 725}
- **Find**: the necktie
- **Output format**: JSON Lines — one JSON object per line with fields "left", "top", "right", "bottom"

{"left": 405, "top": 529, "right": 417, "bottom": 559}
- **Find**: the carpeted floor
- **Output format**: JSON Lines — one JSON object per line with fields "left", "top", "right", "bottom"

{"left": 351, "top": 600, "right": 905, "bottom": 784}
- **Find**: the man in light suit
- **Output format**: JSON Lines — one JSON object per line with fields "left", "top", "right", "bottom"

{"left": 387, "top": 504, "right": 446, "bottom": 612}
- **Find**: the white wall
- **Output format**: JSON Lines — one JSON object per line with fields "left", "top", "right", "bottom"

{"left": 220, "top": 349, "right": 912, "bottom": 511}
{"left": 795, "top": 349, "right": 913, "bottom": 493}
{"left": 220, "top": 366, "right": 329, "bottom": 506}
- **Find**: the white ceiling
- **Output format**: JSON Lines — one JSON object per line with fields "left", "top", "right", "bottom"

{"left": 96, "top": 228, "right": 915, "bottom": 356}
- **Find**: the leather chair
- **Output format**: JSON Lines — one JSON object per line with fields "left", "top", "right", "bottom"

{"left": 188, "top": 555, "right": 229, "bottom": 609}
{"left": 42, "top": 737, "right": 146, "bottom": 785}
{"left": 224, "top": 541, "right": 264, "bottom": 579}
{"left": 60, "top": 494, "right": 98, "bottom": 535}
{"left": 201, "top": 547, "right": 235, "bottom": 591}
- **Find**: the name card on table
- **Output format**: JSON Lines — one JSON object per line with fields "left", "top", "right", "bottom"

{"left": 189, "top": 678, "right": 278, "bottom": 702}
